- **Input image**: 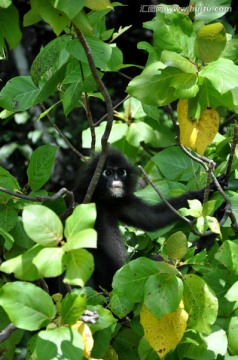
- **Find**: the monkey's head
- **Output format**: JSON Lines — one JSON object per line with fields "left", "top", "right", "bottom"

{"left": 82, "top": 149, "right": 138, "bottom": 201}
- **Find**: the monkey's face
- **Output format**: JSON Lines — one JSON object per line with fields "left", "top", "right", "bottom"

{"left": 101, "top": 168, "right": 127, "bottom": 198}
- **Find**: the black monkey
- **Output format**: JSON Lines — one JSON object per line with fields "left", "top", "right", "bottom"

{"left": 76, "top": 148, "right": 206, "bottom": 290}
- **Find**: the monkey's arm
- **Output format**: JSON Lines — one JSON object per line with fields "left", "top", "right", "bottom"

{"left": 118, "top": 189, "right": 205, "bottom": 231}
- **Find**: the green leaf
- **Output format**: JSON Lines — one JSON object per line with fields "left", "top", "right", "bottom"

{"left": 35, "top": 61, "right": 69, "bottom": 104}
{"left": 0, "top": 76, "right": 40, "bottom": 111}
{"left": 228, "top": 317, "right": 238, "bottom": 355}
{"left": 112, "top": 258, "right": 178, "bottom": 303}
{"left": 144, "top": 273, "right": 183, "bottom": 319}
{"left": 206, "top": 216, "right": 221, "bottom": 234}
{"left": 205, "top": 329, "right": 227, "bottom": 357}
{"left": 152, "top": 146, "right": 201, "bottom": 181}
{"left": 0, "top": 4, "right": 21, "bottom": 49}
{"left": 144, "top": 11, "right": 195, "bottom": 59}
{"left": 161, "top": 51, "right": 197, "bottom": 73}
{"left": 165, "top": 231, "right": 188, "bottom": 261}
{"left": 22, "top": 204, "right": 63, "bottom": 246}
{"left": 0, "top": 227, "right": 14, "bottom": 250}
{"left": 61, "top": 292, "right": 86, "bottom": 325}
{"left": 0, "top": 204, "right": 18, "bottom": 232}
{"left": 112, "top": 258, "right": 158, "bottom": 303}
{"left": 222, "top": 38, "right": 238, "bottom": 62}
{"left": 27, "top": 145, "right": 58, "bottom": 190}
{"left": 82, "top": 121, "right": 128, "bottom": 148}
{"left": 126, "top": 122, "right": 157, "bottom": 147}
{"left": 36, "top": 328, "right": 84, "bottom": 360}
{"left": 109, "top": 290, "right": 134, "bottom": 319}
{"left": 199, "top": 59, "right": 238, "bottom": 94}
{"left": 0, "top": 1, "right": 12, "bottom": 8}
{"left": 107, "top": 45, "right": 124, "bottom": 71}
{"left": 202, "top": 200, "right": 216, "bottom": 216}
{"left": 170, "top": 72, "right": 199, "bottom": 98}
{"left": 0, "top": 245, "right": 42, "bottom": 280}
{"left": 88, "top": 305, "right": 117, "bottom": 332}
{"left": 64, "top": 249, "right": 94, "bottom": 287}
{"left": 194, "top": 1, "right": 232, "bottom": 23}
{"left": 23, "top": 0, "right": 41, "bottom": 26}
{"left": 33, "top": 247, "right": 65, "bottom": 277}
{"left": 183, "top": 274, "right": 218, "bottom": 334}
{"left": 126, "top": 62, "right": 180, "bottom": 106}
{"left": 0, "top": 282, "right": 56, "bottom": 331}
{"left": 66, "top": 37, "right": 112, "bottom": 71}
{"left": 31, "top": 0, "right": 69, "bottom": 36}
{"left": 62, "top": 81, "right": 83, "bottom": 116}
{"left": 85, "top": 0, "right": 113, "bottom": 11}
{"left": 0, "top": 166, "right": 20, "bottom": 204}
{"left": 64, "top": 203, "right": 96, "bottom": 240}
{"left": 225, "top": 280, "right": 238, "bottom": 302}
{"left": 30, "top": 35, "right": 70, "bottom": 86}
{"left": 195, "top": 22, "right": 226, "bottom": 63}
{"left": 63, "top": 229, "right": 97, "bottom": 251}
{"left": 196, "top": 216, "right": 209, "bottom": 233}
{"left": 48, "top": 0, "right": 86, "bottom": 20}
{"left": 215, "top": 240, "right": 238, "bottom": 275}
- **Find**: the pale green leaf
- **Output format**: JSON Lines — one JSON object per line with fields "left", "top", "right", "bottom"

{"left": 22, "top": 204, "right": 63, "bottom": 246}
{"left": 0, "top": 281, "right": 56, "bottom": 331}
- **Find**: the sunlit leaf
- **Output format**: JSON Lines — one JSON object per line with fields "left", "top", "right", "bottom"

{"left": 0, "top": 282, "right": 56, "bottom": 331}
{"left": 85, "top": 0, "right": 113, "bottom": 10}
{"left": 195, "top": 23, "right": 226, "bottom": 63}
{"left": 72, "top": 320, "right": 94, "bottom": 359}
{"left": 140, "top": 302, "right": 188, "bottom": 358}
{"left": 22, "top": 204, "right": 63, "bottom": 246}
{"left": 178, "top": 99, "right": 219, "bottom": 155}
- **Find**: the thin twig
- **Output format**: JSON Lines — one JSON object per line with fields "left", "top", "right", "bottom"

{"left": 138, "top": 165, "right": 208, "bottom": 236}
{"left": 0, "top": 187, "right": 75, "bottom": 220}
{"left": 0, "top": 323, "right": 17, "bottom": 343}
{"left": 94, "top": 95, "right": 131, "bottom": 126}
{"left": 80, "top": 61, "right": 96, "bottom": 154}
{"left": 74, "top": 28, "right": 114, "bottom": 203}
{"left": 40, "top": 103, "right": 86, "bottom": 161}
{"left": 225, "top": 123, "right": 238, "bottom": 181}
{"left": 82, "top": 93, "right": 96, "bottom": 154}
{"left": 138, "top": 165, "right": 190, "bottom": 224}
{"left": 0, "top": 186, "right": 74, "bottom": 203}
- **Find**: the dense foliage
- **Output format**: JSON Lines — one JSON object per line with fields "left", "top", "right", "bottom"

{"left": 0, "top": 0, "right": 238, "bottom": 359}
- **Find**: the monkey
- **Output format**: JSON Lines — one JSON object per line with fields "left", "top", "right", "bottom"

{"left": 75, "top": 148, "right": 218, "bottom": 290}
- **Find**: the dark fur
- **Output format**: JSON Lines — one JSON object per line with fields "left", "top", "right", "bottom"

{"left": 77, "top": 148, "right": 205, "bottom": 290}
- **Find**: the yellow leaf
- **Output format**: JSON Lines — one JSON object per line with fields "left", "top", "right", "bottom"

{"left": 72, "top": 320, "right": 94, "bottom": 359}
{"left": 140, "top": 302, "right": 188, "bottom": 359}
{"left": 177, "top": 99, "right": 219, "bottom": 155}
{"left": 85, "top": 0, "right": 113, "bottom": 10}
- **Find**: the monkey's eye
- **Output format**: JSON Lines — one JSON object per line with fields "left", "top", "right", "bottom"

{"left": 102, "top": 169, "right": 113, "bottom": 177}
{"left": 117, "top": 169, "right": 127, "bottom": 177}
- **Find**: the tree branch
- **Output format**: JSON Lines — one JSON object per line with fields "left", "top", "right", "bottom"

{"left": 74, "top": 28, "right": 114, "bottom": 203}
{"left": 0, "top": 323, "right": 17, "bottom": 343}
{"left": 0, "top": 187, "right": 75, "bottom": 219}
